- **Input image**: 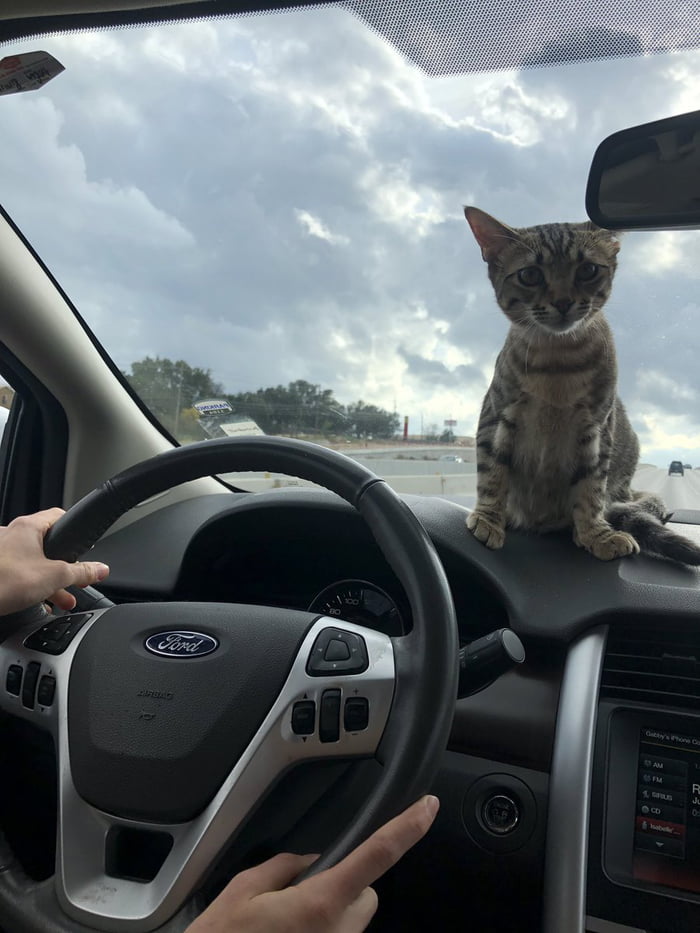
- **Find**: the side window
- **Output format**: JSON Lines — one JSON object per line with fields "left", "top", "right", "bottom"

{"left": 0, "top": 382, "right": 14, "bottom": 449}
{"left": 0, "top": 352, "right": 67, "bottom": 524}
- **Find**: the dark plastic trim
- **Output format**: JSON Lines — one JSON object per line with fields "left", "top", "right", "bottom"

{"left": 0, "top": 1, "right": 338, "bottom": 45}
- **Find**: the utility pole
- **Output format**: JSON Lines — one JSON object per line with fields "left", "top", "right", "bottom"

{"left": 174, "top": 379, "right": 182, "bottom": 436}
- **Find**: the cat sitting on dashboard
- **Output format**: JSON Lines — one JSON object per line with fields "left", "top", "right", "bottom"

{"left": 464, "top": 206, "right": 700, "bottom": 565}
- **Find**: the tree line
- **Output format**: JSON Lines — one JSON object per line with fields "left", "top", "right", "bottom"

{"left": 124, "top": 357, "right": 400, "bottom": 441}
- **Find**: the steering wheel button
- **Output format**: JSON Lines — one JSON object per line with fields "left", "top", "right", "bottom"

{"left": 325, "top": 639, "right": 351, "bottom": 662}
{"left": 37, "top": 675, "right": 56, "bottom": 707}
{"left": 24, "top": 612, "right": 92, "bottom": 655}
{"left": 319, "top": 689, "right": 341, "bottom": 742}
{"left": 5, "top": 664, "right": 22, "bottom": 696}
{"left": 21, "top": 661, "right": 41, "bottom": 709}
{"left": 291, "top": 700, "right": 315, "bottom": 735}
{"left": 43, "top": 621, "right": 71, "bottom": 642}
{"left": 307, "top": 628, "right": 369, "bottom": 676}
{"left": 344, "top": 697, "right": 369, "bottom": 732}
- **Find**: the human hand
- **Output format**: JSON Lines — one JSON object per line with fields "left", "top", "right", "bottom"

{"left": 0, "top": 508, "right": 109, "bottom": 615}
{"left": 187, "top": 794, "right": 439, "bottom": 933}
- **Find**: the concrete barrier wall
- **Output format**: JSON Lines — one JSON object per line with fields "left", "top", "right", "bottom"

{"left": 221, "top": 462, "right": 651, "bottom": 498}
{"left": 221, "top": 472, "right": 479, "bottom": 496}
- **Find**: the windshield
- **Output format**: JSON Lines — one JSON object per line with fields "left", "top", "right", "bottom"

{"left": 1, "top": 3, "right": 700, "bottom": 505}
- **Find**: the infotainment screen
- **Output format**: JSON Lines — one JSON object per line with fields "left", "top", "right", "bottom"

{"left": 632, "top": 727, "right": 700, "bottom": 895}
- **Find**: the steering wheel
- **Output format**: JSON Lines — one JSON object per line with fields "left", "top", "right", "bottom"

{"left": 0, "top": 437, "right": 458, "bottom": 933}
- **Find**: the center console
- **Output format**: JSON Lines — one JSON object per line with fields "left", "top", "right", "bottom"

{"left": 588, "top": 703, "right": 700, "bottom": 931}
{"left": 605, "top": 711, "right": 700, "bottom": 900}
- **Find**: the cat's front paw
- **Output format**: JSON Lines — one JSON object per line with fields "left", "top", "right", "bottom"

{"left": 575, "top": 526, "right": 640, "bottom": 561}
{"left": 467, "top": 510, "right": 505, "bottom": 549}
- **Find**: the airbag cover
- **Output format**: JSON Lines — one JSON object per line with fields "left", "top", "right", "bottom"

{"left": 68, "top": 603, "right": 313, "bottom": 822}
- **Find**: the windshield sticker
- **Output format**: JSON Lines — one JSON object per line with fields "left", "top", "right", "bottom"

{"left": 0, "top": 52, "right": 64, "bottom": 97}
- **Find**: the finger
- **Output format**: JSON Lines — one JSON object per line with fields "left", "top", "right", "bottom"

{"left": 336, "top": 887, "right": 378, "bottom": 933}
{"left": 65, "top": 561, "right": 110, "bottom": 588}
{"left": 225, "top": 852, "right": 318, "bottom": 899}
{"left": 10, "top": 508, "right": 66, "bottom": 536}
{"left": 46, "top": 563, "right": 109, "bottom": 610}
{"left": 311, "top": 795, "right": 439, "bottom": 905}
{"left": 48, "top": 588, "right": 77, "bottom": 611}
{"left": 39, "top": 507, "right": 67, "bottom": 528}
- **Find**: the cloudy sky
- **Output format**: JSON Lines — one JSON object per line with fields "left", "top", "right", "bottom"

{"left": 1, "top": 4, "right": 700, "bottom": 464}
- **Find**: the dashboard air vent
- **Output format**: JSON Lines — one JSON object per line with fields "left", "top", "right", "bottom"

{"left": 601, "top": 627, "right": 700, "bottom": 711}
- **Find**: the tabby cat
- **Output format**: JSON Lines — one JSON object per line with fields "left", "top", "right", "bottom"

{"left": 464, "top": 206, "right": 700, "bottom": 564}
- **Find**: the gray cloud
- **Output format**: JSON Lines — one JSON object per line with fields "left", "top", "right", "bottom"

{"left": 398, "top": 347, "right": 485, "bottom": 388}
{"left": 0, "top": 7, "right": 699, "bottom": 459}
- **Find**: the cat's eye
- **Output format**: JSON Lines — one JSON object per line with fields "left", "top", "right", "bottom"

{"left": 517, "top": 266, "right": 544, "bottom": 287}
{"left": 576, "top": 261, "right": 599, "bottom": 281}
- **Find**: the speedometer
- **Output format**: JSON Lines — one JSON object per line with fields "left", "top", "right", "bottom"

{"left": 308, "top": 579, "right": 404, "bottom": 636}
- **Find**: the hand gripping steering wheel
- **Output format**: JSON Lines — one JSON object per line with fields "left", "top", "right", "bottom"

{"left": 0, "top": 437, "right": 458, "bottom": 932}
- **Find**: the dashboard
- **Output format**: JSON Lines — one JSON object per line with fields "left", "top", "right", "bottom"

{"left": 28, "top": 489, "right": 700, "bottom": 932}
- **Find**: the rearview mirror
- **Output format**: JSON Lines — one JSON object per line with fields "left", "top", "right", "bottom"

{"left": 586, "top": 109, "right": 700, "bottom": 230}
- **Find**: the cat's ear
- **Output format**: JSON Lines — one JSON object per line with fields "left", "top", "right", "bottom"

{"left": 581, "top": 220, "right": 623, "bottom": 254}
{"left": 607, "top": 231, "right": 622, "bottom": 255}
{"left": 464, "top": 206, "right": 518, "bottom": 262}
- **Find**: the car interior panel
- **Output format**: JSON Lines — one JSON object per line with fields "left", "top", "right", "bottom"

{"left": 0, "top": 2, "right": 699, "bottom": 932}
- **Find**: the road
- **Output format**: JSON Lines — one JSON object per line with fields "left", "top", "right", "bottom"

{"left": 633, "top": 465, "right": 700, "bottom": 513}
{"left": 222, "top": 458, "right": 700, "bottom": 515}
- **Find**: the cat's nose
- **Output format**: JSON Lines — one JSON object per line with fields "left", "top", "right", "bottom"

{"left": 553, "top": 298, "right": 574, "bottom": 316}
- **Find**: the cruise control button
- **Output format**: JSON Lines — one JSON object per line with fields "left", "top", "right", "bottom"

{"left": 344, "top": 697, "right": 369, "bottom": 732}
{"left": 21, "top": 661, "right": 41, "bottom": 709}
{"left": 291, "top": 700, "right": 315, "bottom": 735}
{"left": 307, "top": 628, "right": 368, "bottom": 676}
{"left": 319, "top": 689, "right": 341, "bottom": 743}
{"left": 24, "top": 612, "right": 92, "bottom": 655}
{"left": 43, "top": 621, "right": 71, "bottom": 642}
{"left": 6, "top": 664, "right": 22, "bottom": 696}
{"left": 325, "top": 639, "right": 350, "bottom": 662}
{"left": 37, "top": 675, "right": 56, "bottom": 707}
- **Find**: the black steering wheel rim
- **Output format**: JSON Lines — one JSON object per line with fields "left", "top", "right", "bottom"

{"left": 1, "top": 436, "right": 458, "bottom": 932}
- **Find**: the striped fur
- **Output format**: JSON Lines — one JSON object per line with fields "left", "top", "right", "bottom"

{"left": 464, "top": 206, "right": 700, "bottom": 564}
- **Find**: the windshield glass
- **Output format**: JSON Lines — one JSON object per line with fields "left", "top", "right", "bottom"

{"left": 1, "top": 4, "right": 700, "bottom": 504}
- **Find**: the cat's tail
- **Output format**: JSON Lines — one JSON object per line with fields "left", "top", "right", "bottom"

{"left": 607, "top": 493, "right": 700, "bottom": 565}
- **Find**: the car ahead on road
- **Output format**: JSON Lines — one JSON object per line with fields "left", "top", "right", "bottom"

{"left": 438, "top": 454, "right": 464, "bottom": 463}
{"left": 2, "top": 4, "right": 700, "bottom": 933}
{"left": 669, "top": 461, "right": 685, "bottom": 476}
{"left": 684, "top": 464, "right": 693, "bottom": 470}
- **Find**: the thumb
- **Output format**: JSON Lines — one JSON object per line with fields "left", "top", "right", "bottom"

{"left": 67, "top": 561, "right": 110, "bottom": 588}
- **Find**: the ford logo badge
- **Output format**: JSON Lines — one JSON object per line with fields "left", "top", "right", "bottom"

{"left": 145, "top": 631, "right": 218, "bottom": 658}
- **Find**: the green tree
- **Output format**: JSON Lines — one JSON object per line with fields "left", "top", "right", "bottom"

{"left": 346, "top": 401, "right": 400, "bottom": 440}
{"left": 226, "top": 380, "right": 347, "bottom": 436}
{"left": 124, "top": 357, "right": 224, "bottom": 434}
